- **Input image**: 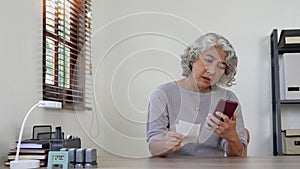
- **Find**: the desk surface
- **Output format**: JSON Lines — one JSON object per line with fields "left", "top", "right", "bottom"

{"left": 97, "top": 156, "right": 300, "bottom": 169}
{"left": 2, "top": 156, "right": 300, "bottom": 169}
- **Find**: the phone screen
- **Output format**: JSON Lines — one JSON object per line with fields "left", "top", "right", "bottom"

{"left": 213, "top": 99, "right": 238, "bottom": 121}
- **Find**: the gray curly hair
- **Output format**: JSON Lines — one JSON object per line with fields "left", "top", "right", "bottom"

{"left": 180, "top": 33, "right": 238, "bottom": 87}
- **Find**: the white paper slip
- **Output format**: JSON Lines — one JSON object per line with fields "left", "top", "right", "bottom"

{"left": 175, "top": 120, "right": 201, "bottom": 146}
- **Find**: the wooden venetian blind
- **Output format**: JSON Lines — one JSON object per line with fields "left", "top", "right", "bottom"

{"left": 42, "top": 0, "right": 92, "bottom": 110}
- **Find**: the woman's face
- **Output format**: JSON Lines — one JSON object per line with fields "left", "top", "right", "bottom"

{"left": 190, "top": 46, "right": 227, "bottom": 92}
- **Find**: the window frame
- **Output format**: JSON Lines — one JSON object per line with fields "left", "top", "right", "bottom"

{"left": 42, "top": 0, "right": 92, "bottom": 110}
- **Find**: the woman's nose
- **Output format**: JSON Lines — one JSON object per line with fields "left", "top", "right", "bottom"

{"left": 206, "top": 65, "right": 216, "bottom": 75}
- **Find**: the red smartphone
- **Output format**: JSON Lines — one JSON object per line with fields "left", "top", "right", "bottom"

{"left": 213, "top": 99, "right": 238, "bottom": 121}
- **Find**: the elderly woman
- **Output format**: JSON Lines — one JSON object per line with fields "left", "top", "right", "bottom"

{"left": 146, "top": 33, "right": 247, "bottom": 157}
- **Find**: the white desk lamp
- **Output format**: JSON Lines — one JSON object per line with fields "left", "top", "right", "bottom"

{"left": 10, "top": 100, "right": 62, "bottom": 169}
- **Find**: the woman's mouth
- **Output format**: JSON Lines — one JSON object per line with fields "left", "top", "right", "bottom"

{"left": 202, "top": 76, "right": 211, "bottom": 83}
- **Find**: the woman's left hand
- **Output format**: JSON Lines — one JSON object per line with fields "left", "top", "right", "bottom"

{"left": 205, "top": 112, "right": 238, "bottom": 141}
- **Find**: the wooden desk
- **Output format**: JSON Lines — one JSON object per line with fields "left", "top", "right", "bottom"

{"left": 98, "top": 156, "right": 300, "bottom": 169}
{"left": 2, "top": 156, "right": 299, "bottom": 169}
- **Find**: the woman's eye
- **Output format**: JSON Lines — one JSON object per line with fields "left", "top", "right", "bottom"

{"left": 218, "top": 64, "right": 226, "bottom": 70}
{"left": 204, "top": 58, "right": 213, "bottom": 63}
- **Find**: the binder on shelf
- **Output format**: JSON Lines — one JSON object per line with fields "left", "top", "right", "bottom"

{"left": 279, "top": 29, "right": 300, "bottom": 48}
{"left": 279, "top": 53, "right": 300, "bottom": 99}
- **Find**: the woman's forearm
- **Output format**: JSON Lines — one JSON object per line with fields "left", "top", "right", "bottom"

{"left": 149, "top": 140, "right": 172, "bottom": 157}
{"left": 225, "top": 133, "right": 244, "bottom": 156}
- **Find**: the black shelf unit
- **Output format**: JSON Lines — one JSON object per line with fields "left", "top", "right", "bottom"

{"left": 270, "top": 29, "right": 300, "bottom": 156}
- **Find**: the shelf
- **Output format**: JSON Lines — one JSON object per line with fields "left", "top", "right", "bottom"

{"left": 278, "top": 48, "right": 300, "bottom": 54}
{"left": 280, "top": 100, "right": 300, "bottom": 104}
{"left": 270, "top": 29, "right": 300, "bottom": 156}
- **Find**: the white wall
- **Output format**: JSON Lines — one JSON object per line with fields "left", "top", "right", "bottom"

{"left": 91, "top": 0, "right": 300, "bottom": 157}
{"left": 1, "top": 0, "right": 300, "bottom": 164}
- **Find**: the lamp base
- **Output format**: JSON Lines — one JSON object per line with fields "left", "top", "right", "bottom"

{"left": 10, "top": 160, "right": 40, "bottom": 169}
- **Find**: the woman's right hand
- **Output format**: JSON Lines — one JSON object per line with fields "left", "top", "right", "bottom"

{"left": 164, "top": 131, "right": 183, "bottom": 152}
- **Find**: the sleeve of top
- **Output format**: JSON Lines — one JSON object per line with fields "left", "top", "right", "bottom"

{"left": 235, "top": 104, "right": 248, "bottom": 151}
{"left": 146, "top": 88, "right": 170, "bottom": 143}
{"left": 222, "top": 97, "right": 248, "bottom": 153}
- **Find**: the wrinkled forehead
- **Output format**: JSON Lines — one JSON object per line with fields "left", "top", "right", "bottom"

{"left": 203, "top": 46, "right": 227, "bottom": 60}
